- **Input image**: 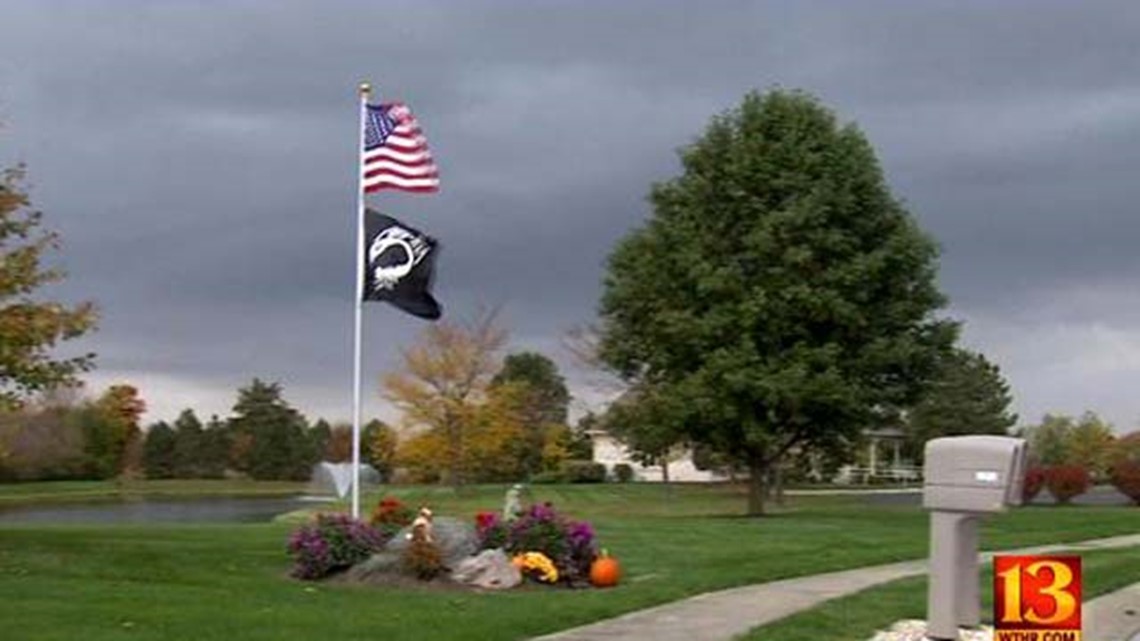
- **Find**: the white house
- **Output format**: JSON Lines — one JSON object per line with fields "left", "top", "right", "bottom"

{"left": 588, "top": 430, "right": 725, "bottom": 482}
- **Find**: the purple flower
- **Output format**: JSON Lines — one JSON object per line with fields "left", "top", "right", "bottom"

{"left": 286, "top": 512, "right": 383, "bottom": 580}
{"left": 568, "top": 521, "right": 595, "bottom": 547}
{"left": 530, "top": 502, "right": 555, "bottom": 521}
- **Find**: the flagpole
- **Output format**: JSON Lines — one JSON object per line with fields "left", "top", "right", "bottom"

{"left": 351, "top": 81, "right": 370, "bottom": 520}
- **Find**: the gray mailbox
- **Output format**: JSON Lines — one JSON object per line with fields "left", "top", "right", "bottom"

{"left": 924, "top": 436, "right": 1027, "bottom": 513}
{"left": 923, "top": 435, "right": 1028, "bottom": 641}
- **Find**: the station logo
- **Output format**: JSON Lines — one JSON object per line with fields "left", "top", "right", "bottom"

{"left": 993, "top": 555, "right": 1082, "bottom": 641}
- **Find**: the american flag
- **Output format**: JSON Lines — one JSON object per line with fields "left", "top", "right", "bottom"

{"left": 362, "top": 102, "right": 440, "bottom": 194}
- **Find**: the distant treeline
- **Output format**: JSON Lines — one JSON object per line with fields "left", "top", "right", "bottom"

{"left": 0, "top": 379, "right": 392, "bottom": 483}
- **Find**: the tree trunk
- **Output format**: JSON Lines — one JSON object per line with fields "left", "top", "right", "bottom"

{"left": 445, "top": 413, "right": 463, "bottom": 490}
{"left": 774, "top": 465, "right": 785, "bottom": 507}
{"left": 747, "top": 456, "right": 767, "bottom": 516}
{"left": 661, "top": 458, "right": 670, "bottom": 484}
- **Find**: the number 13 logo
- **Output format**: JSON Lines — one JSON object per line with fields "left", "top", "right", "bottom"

{"left": 994, "top": 555, "right": 1082, "bottom": 631}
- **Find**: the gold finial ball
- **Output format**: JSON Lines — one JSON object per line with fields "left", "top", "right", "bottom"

{"left": 359, "top": 82, "right": 372, "bottom": 95}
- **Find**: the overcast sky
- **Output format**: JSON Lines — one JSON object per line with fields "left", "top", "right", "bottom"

{"left": 1, "top": 1, "right": 1139, "bottom": 433}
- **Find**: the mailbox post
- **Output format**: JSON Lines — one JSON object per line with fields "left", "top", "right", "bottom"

{"left": 922, "top": 435, "right": 1027, "bottom": 640}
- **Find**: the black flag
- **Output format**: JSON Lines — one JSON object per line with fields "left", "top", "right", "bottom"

{"left": 362, "top": 209, "right": 442, "bottom": 320}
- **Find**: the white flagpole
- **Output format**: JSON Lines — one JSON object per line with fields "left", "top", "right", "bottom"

{"left": 351, "top": 81, "right": 370, "bottom": 519}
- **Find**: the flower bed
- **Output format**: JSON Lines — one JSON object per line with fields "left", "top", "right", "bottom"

{"left": 476, "top": 502, "right": 598, "bottom": 586}
{"left": 287, "top": 495, "right": 612, "bottom": 589}
{"left": 286, "top": 512, "right": 385, "bottom": 579}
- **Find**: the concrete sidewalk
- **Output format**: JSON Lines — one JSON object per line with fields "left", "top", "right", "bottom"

{"left": 532, "top": 534, "right": 1140, "bottom": 641}
{"left": 1085, "top": 582, "right": 1140, "bottom": 641}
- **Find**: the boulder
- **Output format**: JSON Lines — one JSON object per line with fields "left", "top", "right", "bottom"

{"left": 450, "top": 549, "right": 521, "bottom": 590}
{"left": 385, "top": 516, "right": 478, "bottom": 570}
{"left": 344, "top": 551, "right": 401, "bottom": 582}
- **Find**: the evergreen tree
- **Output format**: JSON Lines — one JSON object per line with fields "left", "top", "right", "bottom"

{"left": 197, "top": 415, "right": 229, "bottom": 479}
{"left": 171, "top": 409, "right": 204, "bottom": 478}
{"left": 597, "top": 90, "right": 956, "bottom": 514}
{"left": 228, "top": 379, "right": 315, "bottom": 481}
{"left": 142, "top": 421, "right": 176, "bottom": 479}
{"left": 904, "top": 348, "right": 1017, "bottom": 461}
{"left": 308, "top": 419, "right": 332, "bottom": 462}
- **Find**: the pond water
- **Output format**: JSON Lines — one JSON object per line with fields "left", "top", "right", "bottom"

{"left": 0, "top": 495, "right": 332, "bottom": 525}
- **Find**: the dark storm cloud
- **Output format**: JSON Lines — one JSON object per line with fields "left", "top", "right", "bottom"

{"left": 2, "top": 1, "right": 1139, "bottom": 426}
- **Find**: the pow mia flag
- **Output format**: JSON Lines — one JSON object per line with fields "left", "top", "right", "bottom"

{"left": 362, "top": 209, "right": 442, "bottom": 320}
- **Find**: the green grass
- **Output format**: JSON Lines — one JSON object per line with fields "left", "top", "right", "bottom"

{"left": 0, "top": 483, "right": 1137, "bottom": 641}
{"left": 738, "top": 545, "right": 1140, "bottom": 641}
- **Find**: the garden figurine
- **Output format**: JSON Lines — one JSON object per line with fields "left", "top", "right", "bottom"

{"left": 503, "top": 484, "right": 525, "bottom": 520}
{"left": 408, "top": 506, "right": 434, "bottom": 543}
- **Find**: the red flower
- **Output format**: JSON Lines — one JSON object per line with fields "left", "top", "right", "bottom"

{"left": 475, "top": 511, "right": 499, "bottom": 531}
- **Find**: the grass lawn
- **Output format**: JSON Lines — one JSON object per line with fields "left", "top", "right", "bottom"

{"left": 739, "top": 544, "right": 1140, "bottom": 641}
{"left": 0, "top": 483, "right": 1136, "bottom": 641}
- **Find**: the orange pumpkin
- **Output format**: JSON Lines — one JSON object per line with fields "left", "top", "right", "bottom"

{"left": 589, "top": 550, "right": 621, "bottom": 588}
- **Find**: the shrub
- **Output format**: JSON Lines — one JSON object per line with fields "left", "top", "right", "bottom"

{"left": 612, "top": 463, "right": 634, "bottom": 483}
{"left": 1045, "top": 465, "right": 1091, "bottom": 504}
{"left": 531, "top": 469, "right": 565, "bottom": 484}
{"left": 286, "top": 513, "right": 385, "bottom": 580}
{"left": 369, "top": 496, "right": 415, "bottom": 540}
{"left": 561, "top": 460, "right": 606, "bottom": 484}
{"left": 1022, "top": 467, "right": 1047, "bottom": 503}
{"left": 402, "top": 537, "right": 444, "bottom": 580}
{"left": 1108, "top": 460, "right": 1140, "bottom": 505}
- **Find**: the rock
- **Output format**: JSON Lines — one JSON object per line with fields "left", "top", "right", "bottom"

{"left": 345, "top": 551, "right": 402, "bottom": 581}
{"left": 386, "top": 516, "right": 478, "bottom": 569}
{"left": 868, "top": 620, "right": 994, "bottom": 641}
{"left": 451, "top": 549, "right": 522, "bottom": 590}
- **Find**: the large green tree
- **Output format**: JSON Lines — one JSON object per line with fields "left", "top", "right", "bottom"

{"left": 228, "top": 378, "right": 314, "bottom": 481}
{"left": 491, "top": 352, "right": 570, "bottom": 425}
{"left": 491, "top": 351, "right": 572, "bottom": 477}
{"left": 603, "top": 384, "right": 687, "bottom": 482}
{"left": 903, "top": 348, "right": 1017, "bottom": 460}
{"left": 0, "top": 161, "right": 97, "bottom": 408}
{"left": 597, "top": 90, "right": 956, "bottom": 514}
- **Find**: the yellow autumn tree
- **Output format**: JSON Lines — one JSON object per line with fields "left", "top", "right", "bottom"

{"left": 465, "top": 381, "right": 528, "bottom": 481}
{"left": 0, "top": 157, "right": 97, "bottom": 409}
{"left": 386, "top": 309, "right": 524, "bottom": 487}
